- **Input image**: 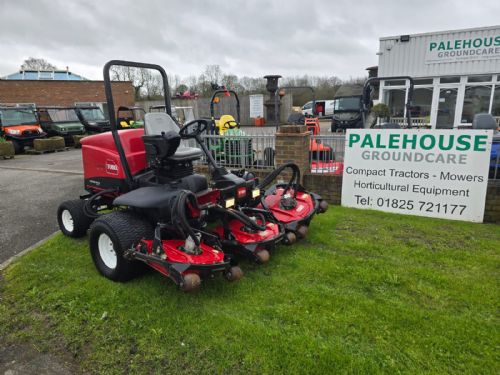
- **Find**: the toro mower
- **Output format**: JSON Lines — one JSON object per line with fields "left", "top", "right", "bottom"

{"left": 56, "top": 61, "right": 283, "bottom": 291}
{"left": 0, "top": 105, "right": 46, "bottom": 153}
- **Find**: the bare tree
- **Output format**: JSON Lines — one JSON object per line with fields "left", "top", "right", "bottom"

{"left": 110, "top": 66, "right": 164, "bottom": 100}
{"left": 204, "top": 65, "right": 222, "bottom": 86}
{"left": 21, "top": 57, "right": 57, "bottom": 71}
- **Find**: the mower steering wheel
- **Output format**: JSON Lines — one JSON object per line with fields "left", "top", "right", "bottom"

{"left": 179, "top": 119, "right": 208, "bottom": 138}
{"left": 223, "top": 120, "right": 239, "bottom": 130}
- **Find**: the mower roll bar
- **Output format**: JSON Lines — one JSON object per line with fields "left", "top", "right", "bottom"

{"left": 209, "top": 90, "right": 240, "bottom": 123}
{"left": 103, "top": 60, "right": 172, "bottom": 191}
{"left": 361, "top": 76, "right": 414, "bottom": 128}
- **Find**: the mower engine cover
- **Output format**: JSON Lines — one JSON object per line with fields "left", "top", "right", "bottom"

{"left": 80, "top": 129, "right": 147, "bottom": 192}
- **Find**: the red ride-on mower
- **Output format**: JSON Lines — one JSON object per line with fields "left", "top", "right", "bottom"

{"left": 57, "top": 60, "right": 243, "bottom": 292}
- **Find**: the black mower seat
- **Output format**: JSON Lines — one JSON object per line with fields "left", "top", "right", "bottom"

{"left": 144, "top": 112, "right": 203, "bottom": 161}
{"left": 113, "top": 186, "right": 179, "bottom": 209}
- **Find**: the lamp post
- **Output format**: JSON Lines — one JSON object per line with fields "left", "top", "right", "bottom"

{"left": 263, "top": 75, "right": 281, "bottom": 128}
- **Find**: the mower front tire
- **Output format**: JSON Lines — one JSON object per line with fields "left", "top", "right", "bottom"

{"left": 89, "top": 211, "right": 153, "bottom": 282}
{"left": 57, "top": 200, "right": 94, "bottom": 238}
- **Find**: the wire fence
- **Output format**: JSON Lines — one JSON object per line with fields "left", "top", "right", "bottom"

{"left": 182, "top": 133, "right": 276, "bottom": 169}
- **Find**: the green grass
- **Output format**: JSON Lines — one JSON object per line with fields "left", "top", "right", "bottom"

{"left": 1, "top": 207, "right": 499, "bottom": 374}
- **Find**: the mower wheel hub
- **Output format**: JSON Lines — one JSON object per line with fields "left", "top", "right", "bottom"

{"left": 61, "top": 210, "right": 74, "bottom": 232}
{"left": 98, "top": 233, "right": 117, "bottom": 269}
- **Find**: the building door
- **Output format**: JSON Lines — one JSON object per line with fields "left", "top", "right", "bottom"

{"left": 436, "top": 88, "right": 458, "bottom": 129}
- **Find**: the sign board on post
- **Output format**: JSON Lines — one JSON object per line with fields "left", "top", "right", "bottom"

{"left": 249, "top": 94, "right": 264, "bottom": 118}
{"left": 341, "top": 129, "right": 492, "bottom": 222}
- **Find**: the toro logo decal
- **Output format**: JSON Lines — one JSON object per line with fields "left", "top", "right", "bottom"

{"left": 105, "top": 159, "right": 119, "bottom": 176}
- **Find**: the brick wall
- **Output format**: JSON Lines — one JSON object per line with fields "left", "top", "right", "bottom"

{"left": 484, "top": 180, "right": 500, "bottom": 223}
{"left": 0, "top": 80, "right": 134, "bottom": 112}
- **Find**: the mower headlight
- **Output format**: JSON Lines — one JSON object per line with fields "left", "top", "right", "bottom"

{"left": 7, "top": 129, "right": 21, "bottom": 135}
{"left": 252, "top": 189, "right": 260, "bottom": 198}
{"left": 225, "top": 198, "right": 235, "bottom": 208}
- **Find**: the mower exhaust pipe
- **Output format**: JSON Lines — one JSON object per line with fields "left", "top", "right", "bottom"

{"left": 318, "top": 200, "right": 329, "bottom": 214}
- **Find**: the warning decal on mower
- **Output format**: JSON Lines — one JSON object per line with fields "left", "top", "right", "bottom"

{"left": 105, "top": 159, "right": 119, "bottom": 176}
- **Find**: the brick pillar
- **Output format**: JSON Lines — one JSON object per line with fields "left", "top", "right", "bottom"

{"left": 275, "top": 125, "right": 311, "bottom": 183}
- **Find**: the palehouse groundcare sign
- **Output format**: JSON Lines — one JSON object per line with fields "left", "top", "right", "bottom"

{"left": 425, "top": 34, "right": 500, "bottom": 64}
{"left": 341, "top": 129, "right": 493, "bottom": 222}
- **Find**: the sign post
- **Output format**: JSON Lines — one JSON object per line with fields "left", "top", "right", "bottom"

{"left": 341, "top": 129, "right": 492, "bottom": 222}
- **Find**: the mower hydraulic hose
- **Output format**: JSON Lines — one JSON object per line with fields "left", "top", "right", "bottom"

{"left": 84, "top": 189, "right": 117, "bottom": 218}
{"left": 257, "top": 162, "right": 300, "bottom": 196}
{"left": 212, "top": 206, "right": 266, "bottom": 232}
{"left": 172, "top": 190, "right": 201, "bottom": 247}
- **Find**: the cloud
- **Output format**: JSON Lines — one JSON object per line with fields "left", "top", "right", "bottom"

{"left": 0, "top": 0, "right": 499, "bottom": 81}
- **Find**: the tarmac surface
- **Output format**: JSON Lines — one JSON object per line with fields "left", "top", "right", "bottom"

{"left": 0, "top": 149, "right": 84, "bottom": 264}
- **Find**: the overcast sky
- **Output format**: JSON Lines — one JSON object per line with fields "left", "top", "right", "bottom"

{"left": 1, "top": 0, "right": 499, "bottom": 81}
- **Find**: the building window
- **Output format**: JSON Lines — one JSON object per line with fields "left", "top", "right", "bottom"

{"left": 440, "top": 76, "right": 460, "bottom": 84}
{"left": 461, "top": 85, "right": 492, "bottom": 123}
{"left": 467, "top": 75, "right": 493, "bottom": 83}
{"left": 410, "top": 87, "right": 433, "bottom": 121}
{"left": 38, "top": 71, "right": 54, "bottom": 80}
{"left": 491, "top": 86, "right": 500, "bottom": 117}
{"left": 414, "top": 78, "right": 433, "bottom": 85}
{"left": 385, "top": 80, "right": 406, "bottom": 86}
{"left": 384, "top": 89, "right": 406, "bottom": 117}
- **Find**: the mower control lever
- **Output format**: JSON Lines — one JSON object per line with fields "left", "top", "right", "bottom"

{"left": 179, "top": 119, "right": 208, "bottom": 139}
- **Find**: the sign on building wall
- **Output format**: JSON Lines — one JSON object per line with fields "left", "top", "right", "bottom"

{"left": 249, "top": 94, "right": 264, "bottom": 118}
{"left": 341, "top": 129, "right": 492, "bottom": 222}
{"left": 425, "top": 34, "right": 500, "bottom": 64}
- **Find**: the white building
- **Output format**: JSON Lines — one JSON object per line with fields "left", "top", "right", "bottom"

{"left": 377, "top": 25, "right": 500, "bottom": 128}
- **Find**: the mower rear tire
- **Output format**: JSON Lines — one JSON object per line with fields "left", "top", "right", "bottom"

{"left": 180, "top": 273, "right": 201, "bottom": 292}
{"left": 57, "top": 199, "right": 94, "bottom": 238}
{"left": 255, "top": 249, "right": 270, "bottom": 264}
{"left": 224, "top": 266, "right": 243, "bottom": 282}
{"left": 89, "top": 211, "right": 153, "bottom": 282}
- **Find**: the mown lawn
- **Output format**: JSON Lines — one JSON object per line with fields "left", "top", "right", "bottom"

{"left": 0, "top": 207, "right": 499, "bottom": 374}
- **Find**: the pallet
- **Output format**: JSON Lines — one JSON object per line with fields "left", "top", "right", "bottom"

{"left": 26, "top": 147, "right": 70, "bottom": 155}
